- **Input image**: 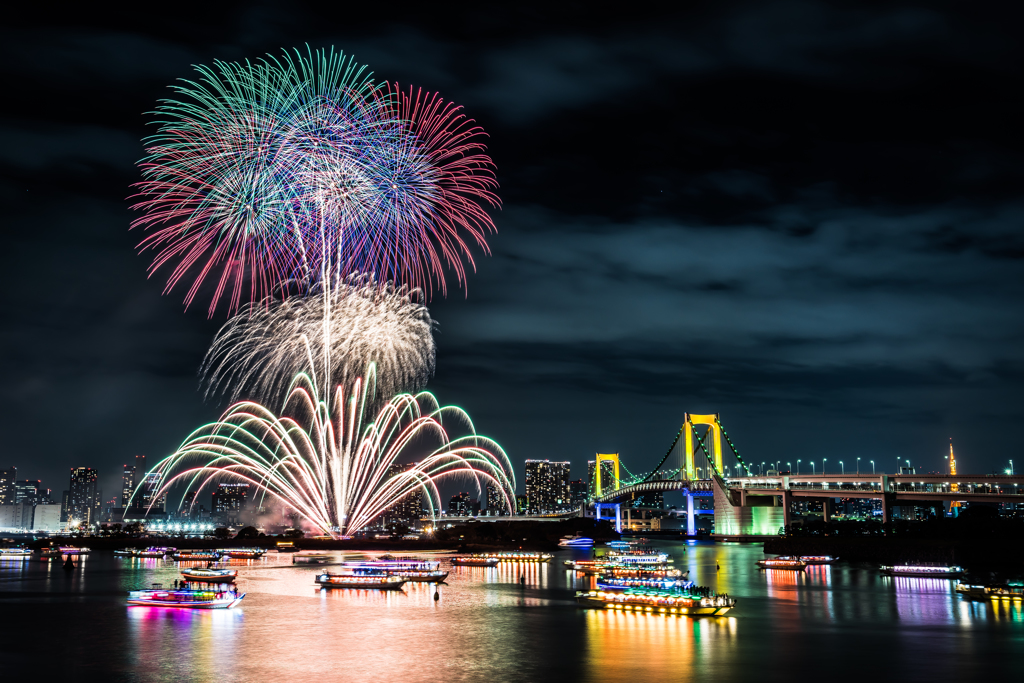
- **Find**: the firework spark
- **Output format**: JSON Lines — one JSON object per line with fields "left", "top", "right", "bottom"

{"left": 202, "top": 274, "right": 435, "bottom": 406}
{"left": 147, "top": 369, "right": 514, "bottom": 537}
{"left": 132, "top": 46, "right": 498, "bottom": 314}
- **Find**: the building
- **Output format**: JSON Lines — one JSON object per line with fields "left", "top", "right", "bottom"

{"left": 448, "top": 492, "right": 479, "bottom": 517}
{"left": 515, "top": 494, "right": 529, "bottom": 514}
{"left": 67, "top": 467, "right": 100, "bottom": 527}
{"left": 0, "top": 503, "right": 62, "bottom": 531}
{"left": 569, "top": 479, "right": 588, "bottom": 510}
{"left": 212, "top": 483, "right": 249, "bottom": 524}
{"left": 14, "top": 480, "right": 41, "bottom": 504}
{"left": 138, "top": 472, "right": 166, "bottom": 513}
{"left": 524, "top": 460, "right": 571, "bottom": 513}
{"left": 121, "top": 464, "right": 136, "bottom": 507}
{"left": 381, "top": 463, "right": 424, "bottom": 524}
{"left": 587, "top": 460, "right": 616, "bottom": 497}
{"left": 0, "top": 467, "right": 16, "bottom": 506}
{"left": 486, "top": 483, "right": 509, "bottom": 515}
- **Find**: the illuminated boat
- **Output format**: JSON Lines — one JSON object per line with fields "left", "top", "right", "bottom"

{"left": 113, "top": 549, "right": 136, "bottom": 557}
{"left": 127, "top": 587, "right": 245, "bottom": 609}
{"left": 59, "top": 547, "right": 90, "bottom": 555}
{"left": 37, "top": 547, "right": 62, "bottom": 558}
{"left": 956, "top": 582, "right": 1024, "bottom": 601}
{"left": 293, "top": 553, "right": 333, "bottom": 564}
{"left": 486, "top": 552, "right": 553, "bottom": 563}
{"left": 219, "top": 548, "right": 266, "bottom": 559}
{"left": 880, "top": 564, "right": 963, "bottom": 578}
{"left": 0, "top": 548, "right": 32, "bottom": 559}
{"left": 276, "top": 541, "right": 300, "bottom": 553}
{"left": 450, "top": 555, "right": 500, "bottom": 567}
{"left": 171, "top": 550, "right": 220, "bottom": 561}
{"left": 181, "top": 567, "right": 238, "bottom": 582}
{"left": 605, "top": 540, "right": 641, "bottom": 548}
{"left": 605, "top": 551, "right": 670, "bottom": 565}
{"left": 800, "top": 555, "right": 838, "bottom": 564}
{"left": 137, "top": 547, "right": 175, "bottom": 558}
{"left": 756, "top": 557, "right": 807, "bottom": 570}
{"left": 559, "top": 534, "right": 595, "bottom": 548}
{"left": 348, "top": 560, "right": 449, "bottom": 582}
{"left": 564, "top": 560, "right": 620, "bottom": 575}
{"left": 575, "top": 587, "right": 735, "bottom": 616}
{"left": 596, "top": 576, "right": 694, "bottom": 591}
{"left": 315, "top": 570, "right": 407, "bottom": 589}
{"left": 601, "top": 565, "right": 682, "bottom": 579}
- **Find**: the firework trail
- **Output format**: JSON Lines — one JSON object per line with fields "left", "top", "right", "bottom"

{"left": 202, "top": 274, "right": 435, "bottom": 406}
{"left": 132, "top": 46, "right": 498, "bottom": 314}
{"left": 146, "top": 369, "right": 515, "bottom": 537}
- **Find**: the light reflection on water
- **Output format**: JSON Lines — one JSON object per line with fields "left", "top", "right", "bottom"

{"left": 1, "top": 542, "right": 1022, "bottom": 681}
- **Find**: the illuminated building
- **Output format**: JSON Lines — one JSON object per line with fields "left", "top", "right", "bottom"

{"left": 486, "top": 483, "right": 509, "bottom": 515}
{"left": 67, "top": 467, "right": 100, "bottom": 526}
{"left": 524, "top": 460, "right": 570, "bottom": 513}
{"left": 569, "top": 479, "right": 588, "bottom": 510}
{"left": 138, "top": 472, "right": 166, "bottom": 513}
{"left": 382, "top": 463, "right": 425, "bottom": 523}
{"left": 121, "top": 464, "right": 136, "bottom": 507}
{"left": 587, "top": 460, "right": 616, "bottom": 497}
{"left": 0, "top": 503, "right": 61, "bottom": 531}
{"left": 448, "top": 492, "right": 479, "bottom": 517}
{"left": 212, "top": 483, "right": 249, "bottom": 514}
{"left": 515, "top": 494, "right": 528, "bottom": 514}
{"left": 0, "top": 467, "right": 15, "bottom": 506}
{"left": 14, "top": 480, "right": 41, "bottom": 504}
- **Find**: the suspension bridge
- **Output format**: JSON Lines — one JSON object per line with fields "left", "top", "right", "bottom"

{"left": 588, "top": 414, "right": 1024, "bottom": 537}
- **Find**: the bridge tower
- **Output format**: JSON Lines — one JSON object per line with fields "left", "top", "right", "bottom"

{"left": 593, "top": 453, "right": 622, "bottom": 533}
{"left": 683, "top": 414, "right": 723, "bottom": 479}
{"left": 949, "top": 440, "right": 961, "bottom": 516}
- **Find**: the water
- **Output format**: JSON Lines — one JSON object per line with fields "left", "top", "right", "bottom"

{"left": 1, "top": 541, "right": 1021, "bottom": 682}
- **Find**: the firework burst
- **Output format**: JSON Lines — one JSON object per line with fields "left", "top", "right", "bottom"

{"left": 132, "top": 46, "right": 498, "bottom": 314}
{"left": 148, "top": 369, "right": 514, "bottom": 537}
{"left": 201, "top": 274, "right": 435, "bottom": 406}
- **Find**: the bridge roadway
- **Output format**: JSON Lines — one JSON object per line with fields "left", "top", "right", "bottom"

{"left": 592, "top": 472, "right": 1024, "bottom": 529}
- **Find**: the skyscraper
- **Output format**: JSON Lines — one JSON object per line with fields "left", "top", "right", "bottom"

{"left": 569, "top": 479, "right": 588, "bottom": 510}
{"left": 447, "top": 492, "right": 478, "bottom": 517}
{"left": 212, "top": 483, "right": 249, "bottom": 513}
{"left": 121, "top": 464, "right": 136, "bottom": 507}
{"left": 524, "top": 460, "right": 571, "bottom": 513}
{"left": 486, "top": 483, "right": 509, "bottom": 515}
{"left": 381, "top": 462, "right": 424, "bottom": 523}
{"left": 0, "top": 467, "right": 16, "bottom": 506}
{"left": 67, "top": 467, "right": 99, "bottom": 526}
{"left": 14, "top": 480, "right": 41, "bottom": 504}
{"left": 138, "top": 472, "right": 166, "bottom": 512}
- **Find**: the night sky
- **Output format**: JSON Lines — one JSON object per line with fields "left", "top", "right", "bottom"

{"left": 3, "top": 2, "right": 1023, "bottom": 500}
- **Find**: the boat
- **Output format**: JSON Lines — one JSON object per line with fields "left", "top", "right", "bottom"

{"left": 276, "top": 541, "right": 300, "bottom": 553}
{"left": 347, "top": 559, "right": 449, "bottom": 582}
{"left": 596, "top": 576, "right": 694, "bottom": 591}
{"left": 559, "top": 534, "right": 595, "bottom": 548}
{"left": 137, "top": 547, "right": 175, "bottom": 558}
{"left": 0, "top": 548, "right": 32, "bottom": 559}
{"left": 219, "top": 548, "right": 266, "bottom": 559}
{"left": 756, "top": 556, "right": 807, "bottom": 570}
{"left": 604, "top": 551, "right": 670, "bottom": 565}
{"left": 564, "top": 560, "right": 620, "bottom": 575}
{"left": 293, "top": 553, "right": 333, "bottom": 564}
{"left": 487, "top": 552, "right": 553, "bottom": 563}
{"left": 880, "top": 564, "right": 963, "bottom": 578}
{"left": 575, "top": 587, "right": 736, "bottom": 616}
{"left": 450, "top": 555, "right": 500, "bottom": 567}
{"left": 605, "top": 540, "right": 641, "bottom": 548}
{"left": 181, "top": 567, "right": 238, "bottom": 582}
{"left": 956, "top": 582, "right": 1024, "bottom": 601}
{"left": 113, "top": 549, "right": 136, "bottom": 557}
{"left": 600, "top": 565, "right": 683, "bottom": 579}
{"left": 800, "top": 555, "right": 838, "bottom": 565}
{"left": 37, "top": 547, "right": 62, "bottom": 558}
{"left": 171, "top": 550, "right": 221, "bottom": 561}
{"left": 127, "top": 587, "right": 245, "bottom": 609}
{"left": 59, "top": 547, "right": 90, "bottom": 555}
{"left": 315, "top": 570, "right": 406, "bottom": 590}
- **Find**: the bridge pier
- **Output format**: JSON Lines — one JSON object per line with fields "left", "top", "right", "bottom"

{"left": 614, "top": 504, "right": 622, "bottom": 533}
{"left": 686, "top": 491, "right": 695, "bottom": 536}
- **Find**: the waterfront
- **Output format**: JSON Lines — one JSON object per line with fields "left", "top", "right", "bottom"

{"left": 1, "top": 541, "right": 1022, "bottom": 682}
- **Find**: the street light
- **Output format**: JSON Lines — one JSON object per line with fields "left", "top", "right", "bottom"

{"left": 857, "top": 457, "right": 861, "bottom": 474}
{"left": 1011, "top": 460, "right": 1015, "bottom": 475}
{"left": 797, "top": 459, "right": 801, "bottom": 474}
{"left": 823, "top": 458, "right": 827, "bottom": 474}
{"left": 871, "top": 460, "right": 875, "bottom": 474}
{"left": 840, "top": 461, "right": 845, "bottom": 474}
{"left": 787, "top": 462, "right": 792, "bottom": 473}
{"left": 905, "top": 459, "right": 911, "bottom": 472}
{"left": 761, "top": 462, "right": 765, "bottom": 476}
{"left": 811, "top": 461, "right": 816, "bottom": 474}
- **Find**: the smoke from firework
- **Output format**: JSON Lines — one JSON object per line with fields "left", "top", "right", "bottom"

{"left": 201, "top": 275, "right": 434, "bottom": 406}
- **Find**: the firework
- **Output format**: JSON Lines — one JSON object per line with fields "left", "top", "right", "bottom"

{"left": 146, "top": 370, "right": 515, "bottom": 537}
{"left": 201, "top": 274, "right": 435, "bottom": 406}
{"left": 132, "top": 47, "right": 498, "bottom": 314}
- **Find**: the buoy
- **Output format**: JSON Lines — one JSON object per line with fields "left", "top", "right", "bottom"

{"left": 433, "top": 590, "right": 440, "bottom": 601}
{"left": 63, "top": 555, "right": 75, "bottom": 571}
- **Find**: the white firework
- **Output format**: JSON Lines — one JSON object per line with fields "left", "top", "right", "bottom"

{"left": 202, "top": 275, "right": 435, "bottom": 406}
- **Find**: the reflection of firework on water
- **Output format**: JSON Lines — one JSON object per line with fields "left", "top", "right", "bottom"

{"left": 150, "top": 370, "right": 514, "bottom": 537}
{"left": 132, "top": 46, "right": 498, "bottom": 314}
{"left": 201, "top": 274, "right": 435, "bottom": 406}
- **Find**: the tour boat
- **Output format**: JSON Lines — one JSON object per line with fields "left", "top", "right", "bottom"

{"left": 756, "top": 556, "right": 807, "bottom": 570}
{"left": 800, "top": 555, "right": 838, "bottom": 564}
{"left": 127, "top": 587, "right": 245, "bottom": 609}
{"left": 137, "top": 547, "right": 175, "bottom": 558}
{"left": 0, "top": 548, "right": 32, "bottom": 559}
{"left": 601, "top": 565, "right": 683, "bottom": 579}
{"left": 171, "top": 550, "right": 221, "bottom": 561}
{"left": 605, "top": 551, "right": 670, "bottom": 565}
{"left": 450, "top": 555, "right": 500, "bottom": 567}
{"left": 605, "top": 540, "right": 641, "bottom": 548}
{"left": 220, "top": 548, "right": 266, "bottom": 559}
{"left": 315, "top": 570, "right": 407, "bottom": 590}
{"left": 575, "top": 587, "right": 736, "bottom": 616}
{"left": 559, "top": 534, "right": 595, "bottom": 548}
{"left": 293, "top": 553, "right": 333, "bottom": 564}
{"left": 596, "top": 576, "right": 694, "bottom": 591}
{"left": 181, "top": 567, "right": 238, "bottom": 582}
{"left": 956, "top": 582, "right": 1024, "bottom": 601}
{"left": 564, "top": 560, "right": 620, "bottom": 575}
{"left": 880, "top": 564, "right": 963, "bottom": 578}
{"left": 487, "top": 552, "right": 553, "bottom": 563}
{"left": 113, "top": 549, "right": 136, "bottom": 557}
{"left": 60, "top": 547, "right": 90, "bottom": 555}
{"left": 348, "top": 559, "right": 449, "bottom": 582}
{"left": 276, "top": 541, "right": 300, "bottom": 553}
